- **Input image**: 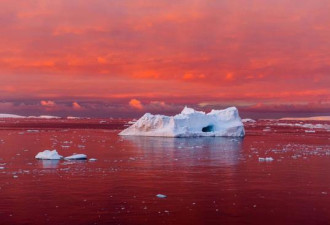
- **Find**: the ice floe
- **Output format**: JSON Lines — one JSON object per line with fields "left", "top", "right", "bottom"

{"left": 119, "top": 106, "right": 245, "bottom": 137}
{"left": 35, "top": 150, "right": 63, "bottom": 160}
{"left": 276, "top": 122, "right": 330, "bottom": 130}
{"left": 156, "top": 194, "right": 167, "bottom": 198}
{"left": 64, "top": 154, "right": 87, "bottom": 160}
{"left": 258, "top": 157, "right": 274, "bottom": 162}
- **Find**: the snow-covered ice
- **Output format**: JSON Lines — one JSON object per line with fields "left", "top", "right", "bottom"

{"left": 258, "top": 157, "right": 274, "bottom": 162}
{"left": 0, "top": 113, "right": 25, "bottom": 118}
{"left": 64, "top": 154, "right": 87, "bottom": 160}
{"left": 35, "top": 150, "right": 63, "bottom": 160}
{"left": 119, "top": 106, "right": 245, "bottom": 137}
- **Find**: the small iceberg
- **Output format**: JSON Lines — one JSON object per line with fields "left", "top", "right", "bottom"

{"left": 119, "top": 106, "right": 245, "bottom": 137}
{"left": 35, "top": 150, "right": 63, "bottom": 160}
{"left": 156, "top": 194, "right": 167, "bottom": 198}
{"left": 64, "top": 154, "right": 87, "bottom": 160}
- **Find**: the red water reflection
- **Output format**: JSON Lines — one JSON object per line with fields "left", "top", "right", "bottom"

{"left": 0, "top": 119, "right": 329, "bottom": 224}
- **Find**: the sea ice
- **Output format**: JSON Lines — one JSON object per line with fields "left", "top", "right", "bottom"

{"left": 305, "top": 130, "right": 316, "bottom": 133}
{"left": 35, "top": 150, "right": 63, "bottom": 160}
{"left": 0, "top": 113, "right": 25, "bottom": 118}
{"left": 258, "top": 157, "right": 274, "bottom": 162}
{"left": 156, "top": 194, "right": 167, "bottom": 198}
{"left": 119, "top": 106, "right": 245, "bottom": 137}
{"left": 64, "top": 154, "right": 87, "bottom": 160}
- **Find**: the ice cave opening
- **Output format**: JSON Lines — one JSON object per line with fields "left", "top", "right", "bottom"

{"left": 202, "top": 125, "right": 214, "bottom": 132}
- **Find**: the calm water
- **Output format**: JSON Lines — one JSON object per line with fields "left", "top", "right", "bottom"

{"left": 0, "top": 119, "right": 329, "bottom": 225}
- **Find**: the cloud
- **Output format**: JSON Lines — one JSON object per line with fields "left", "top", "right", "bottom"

{"left": 182, "top": 73, "right": 205, "bottom": 80}
{"left": 72, "top": 101, "right": 82, "bottom": 110}
{"left": 40, "top": 100, "right": 56, "bottom": 107}
{"left": 129, "top": 99, "right": 143, "bottom": 110}
{"left": 0, "top": 0, "right": 329, "bottom": 116}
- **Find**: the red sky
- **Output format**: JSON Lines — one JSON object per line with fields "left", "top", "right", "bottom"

{"left": 0, "top": 0, "right": 329, "bottom": 118}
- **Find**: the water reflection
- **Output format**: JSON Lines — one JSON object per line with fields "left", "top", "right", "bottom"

{"left": 38, "top": 160, "right": 60, "bottom": 169}
{"left": 121, "top": 136, "right": 243, "bottom": 166}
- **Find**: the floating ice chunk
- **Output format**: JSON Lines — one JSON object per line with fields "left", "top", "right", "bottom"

{"left": 119, "top": 106, "right": 245, "bottom": 137}
{"left": 156, "top": 194, "right": 167, "bottom": 198}
{"left": 35, "top": 150, "right": 63, "bottom": 160}
{"left": 89, "top": 158, "right": 97, "bottom": 161}
{"left": 258, "top": 157, "right": 274, "bottom": 162}
{"left": 64, "top": 154, "right": 87, "bottom": 160}
{"left": 305, "top": 130, "right": 315, "bottom": 133}
{"left": 26, "top": 130, "right": 39, "bottom": 133}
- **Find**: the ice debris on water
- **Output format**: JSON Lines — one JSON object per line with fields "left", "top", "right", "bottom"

{"left": 64, "top": 154, "right": 87, "bottom": 160}
{"left": 35, "top": 150, "right": 91, "bottom": 161}
{"left": 258, "top": 157, "right": 274, "bottom": 162}
{"left": 156, "top": 194, "right": 167, "bottom": 198}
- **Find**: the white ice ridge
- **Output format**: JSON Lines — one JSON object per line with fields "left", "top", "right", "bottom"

{"left": 119, "top": 106, "right": 245, "bottom": 137}
{"left": 35, "top": 150, "right": 63, "bottom": 160}
{"left": 0, "top": 113, "right": 25, "bottom": 118}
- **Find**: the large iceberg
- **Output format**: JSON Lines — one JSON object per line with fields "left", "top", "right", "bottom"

{"left": 119, "top": 106, "right": 245, "bottom": 137}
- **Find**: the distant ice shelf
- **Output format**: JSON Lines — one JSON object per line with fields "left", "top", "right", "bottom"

{"left": 119, "top": 106, "right": 245, "bottom": 137}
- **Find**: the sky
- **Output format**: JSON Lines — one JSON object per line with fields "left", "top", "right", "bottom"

{"left": 0, "top": 0, "right": 329, "bottom": 118}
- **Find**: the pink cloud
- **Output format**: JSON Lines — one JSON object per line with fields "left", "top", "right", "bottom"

{"left": 129, "top": 99, "right": 143, "bottom": 110}
{"left": 40, "top": 100, "right": 56, "bottom": 107}
{"left": 72, "top": 101, "right": 82, "bottom": 110}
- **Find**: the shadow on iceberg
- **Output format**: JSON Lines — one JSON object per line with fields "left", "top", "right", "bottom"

{"left": 121, "top": 136, "right": 243, "bottom": 166}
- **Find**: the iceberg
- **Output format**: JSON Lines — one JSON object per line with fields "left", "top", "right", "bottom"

{"left": 119, "top": 106, "right": 245, "bottom": 137}
{"left": 35, "top": 150, "right": 63, "bottom": 160}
